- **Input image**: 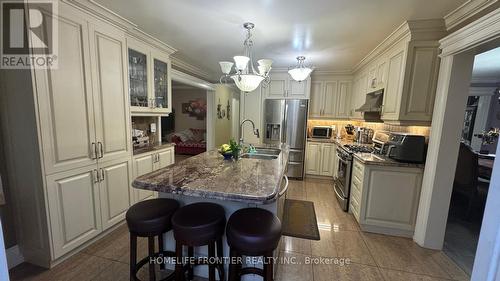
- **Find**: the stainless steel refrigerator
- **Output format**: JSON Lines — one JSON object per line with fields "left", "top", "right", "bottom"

{"left": 263, "top": 99, "right": 308, "bottom": 179}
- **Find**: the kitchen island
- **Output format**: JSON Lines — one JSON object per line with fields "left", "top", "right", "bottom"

{"left": 132, "top": 145, "right": 289, "bottom": 280}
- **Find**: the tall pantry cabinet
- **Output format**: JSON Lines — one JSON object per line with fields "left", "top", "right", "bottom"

{"left": 0, "top": 1, "right": 176, "bottom": 267}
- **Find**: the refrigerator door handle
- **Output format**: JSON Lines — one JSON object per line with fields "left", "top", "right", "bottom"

{"left": 282, "top": 101, "right": 288, "bottom": 144}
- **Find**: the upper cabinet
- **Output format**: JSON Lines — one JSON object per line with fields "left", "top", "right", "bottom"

{"left": 350, "top": 20, "right": 446, "bottom": 125}
{"left": 309, "top": 78, "right": 352, "bottom": 119}
{"left": 127, "top": 38, "right": 172, "bottom": 115}
{"left": 264, "top": 72, "right": 311, "bottom": 99}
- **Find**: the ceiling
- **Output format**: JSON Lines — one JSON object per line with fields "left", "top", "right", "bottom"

{"left": 472, "top": 47, "right": 500, "bottom": 83}
{"left": 97, "top": 0, "right": 467, "bottom": 80}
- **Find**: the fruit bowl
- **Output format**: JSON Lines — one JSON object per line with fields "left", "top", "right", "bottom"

{"left": 219, "top": 150, "right": 233, "bottom": 160}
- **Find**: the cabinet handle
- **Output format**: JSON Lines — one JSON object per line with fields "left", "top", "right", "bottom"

{"left": 100, "top": 168, "right": 105, "bottom": 182}
{"left": 93, "top": 169, "right": 99, "bottom": 183}
{"left": 98, "top": 142, "right": 103, "bottom": 159}
{"left": 91, "top": 142, "right": 97, "bottom": 159}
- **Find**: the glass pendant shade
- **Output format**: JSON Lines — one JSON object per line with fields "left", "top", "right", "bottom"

{"left": 219, "top": 23, "right": 272, "bottom": 92}
{"left": 219, "top": 61, "right": 234, "bottom": 74}
{"left": 233, "top": 56, "right": 250, "bottom": 71}
{"left": 288, "top": 67, "right": 313, "bottom": 82}
{"left": 230, "top": 74, "right": 264, "bottom": 92}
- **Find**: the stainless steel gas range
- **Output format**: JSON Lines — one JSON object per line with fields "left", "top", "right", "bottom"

{"left": 334, "top": 143, "right": 374, "bottom": 211}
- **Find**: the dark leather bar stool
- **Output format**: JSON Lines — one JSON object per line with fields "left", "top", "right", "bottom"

{"left": 226, "top": 208, "right": 282, "bottom": 281}
{"left": 171, "top": 202, "right": 226, "bottom": 281}
{"left": 126, "top": 198, "right": 180, "bottom": 281}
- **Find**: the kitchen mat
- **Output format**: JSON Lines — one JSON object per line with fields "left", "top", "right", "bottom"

{"left": 282, "top": 199, "right": 320, "bottom": 240}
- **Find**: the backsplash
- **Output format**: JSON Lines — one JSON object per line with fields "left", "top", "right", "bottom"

{"left": 307, "top": 119, "right": 431, "bottom": 138}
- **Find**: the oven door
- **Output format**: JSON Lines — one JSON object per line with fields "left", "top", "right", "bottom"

{"left": 334, "top": 151, "right": 352, "bottom": 211}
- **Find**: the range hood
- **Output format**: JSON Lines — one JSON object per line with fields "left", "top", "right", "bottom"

{"left": 355, "top": 89, "right": 384, "bottom": 122}
{"left": 356, "top": 89, "right": 384, "bottom": 112}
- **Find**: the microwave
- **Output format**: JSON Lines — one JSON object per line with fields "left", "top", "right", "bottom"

{"left": 311, "top": 126, "right": 334, "bottom": 139}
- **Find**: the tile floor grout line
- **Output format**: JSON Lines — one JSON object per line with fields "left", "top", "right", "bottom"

{"left": 375, "top": 265, "right": 459, "bottom": 281}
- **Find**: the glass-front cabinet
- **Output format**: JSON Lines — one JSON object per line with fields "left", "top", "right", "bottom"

{"left": 127, "top": 38, "right": 171, "bottom": 115}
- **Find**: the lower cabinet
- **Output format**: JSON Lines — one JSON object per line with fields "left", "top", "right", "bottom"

{"left": 132, "top": 146, "right": 174, "bottom": 202}
{"left": 306, "top": 141, "right": 337, "bottom": 177}
{"left": 350, "top": 158, "right": 423, "bottom": 237}
{"left": 99, "top": 158, "right": 133, "bottom": 230}
{"left": 46, "top": 158, "right": 132, "bottom": 258}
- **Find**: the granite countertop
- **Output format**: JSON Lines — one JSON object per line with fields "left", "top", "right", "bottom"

{"left": 132, "top": 144, "right": 289, "bottom": 204}
{"left": 133, "top": 143, "right": 175, "bottom": 155}
{"left": 353, "top": 153, "right": 425, "bottom": 168}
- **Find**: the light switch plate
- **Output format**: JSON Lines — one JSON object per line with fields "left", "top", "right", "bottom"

{"left": 150, "top": 123, "right": 157, "bottom": 133}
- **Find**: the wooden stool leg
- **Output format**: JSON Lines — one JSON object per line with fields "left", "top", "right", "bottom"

{"left": 158, "top": 234, "right": 165, "bottom": 270}
{"left": 208, "top": 242, "right": 216, "bottom": 281}
{"left": 175, "top": 241, "right": 185, "bottom": 281}
{"left": 148, "top": 236, "right": 156, "bottom": 281}
{"left": 216, "top": 238, "right": 224, "bottom": 281}
{"left": 187, "top": 246, "right": 194, "bottom": 280}
{"left": 130, "top": 233, "right": 138, "bottom": 281}
{"left": 263, "top": 252, "right": 274, "bottom": 281}
{"left": 228, "top": 248, "right": 239, "bottom": 281}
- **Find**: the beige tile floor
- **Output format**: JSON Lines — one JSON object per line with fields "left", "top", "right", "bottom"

{"left": 9, "top": 177, "right": 470, "bottom": 281}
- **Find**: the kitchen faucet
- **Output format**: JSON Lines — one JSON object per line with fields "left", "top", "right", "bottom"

{"left": 239, "top": 119, "right": 260, "bottom": 146}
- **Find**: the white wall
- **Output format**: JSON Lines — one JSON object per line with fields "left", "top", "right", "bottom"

{"left": 172, "top": 89, "right": 207, "bottom": 132}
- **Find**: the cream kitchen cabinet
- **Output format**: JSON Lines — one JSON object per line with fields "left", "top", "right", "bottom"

{"left": 133, "top": 146, "right": 175, "bottom": 202}
{"left": 306, "top": 141, "right": 337, "bottom": 177}
{"left": 46, "top": 158, "right": 133, "bottom": 258}
{"left": 350, "top": 158, "right": 423, "bottom": 237}
{"left": 46, "top": 166, "right": 102, "bottom": 259}
{"left": 128, "top": 38, "right": 172, "bottom": 115}
{"left": 35, "top": 12, "right": 131, "bottom": 175}
{"left": 381, "top": 40, "right": 440, "bottom": 125}
{"left": 309, "top": 80, "right": 351, "bottom": 119}
{"left": 98, "top": 159, "right": 133, "bottom": 231}
{"left": 89, "top": 23, "right": 132, "bottom": 164}
{"left": 350, "top": 73, "right": 368, "bottom": 120}
{"left": 264, "top": 72, "right": 311, "bottom": 99}
{"left": 350, "top": 20, "right": 444, "bottom": 125}
{"left": 0, "top": 0, "right": 178, "bottom": 267}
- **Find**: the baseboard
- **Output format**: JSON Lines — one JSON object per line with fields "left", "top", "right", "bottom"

{"left": 7, "top": 245, "right": 24, "bottom": 269}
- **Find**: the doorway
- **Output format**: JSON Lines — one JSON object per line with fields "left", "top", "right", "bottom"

{"left": 412, "top": 10, "right": 500, "bottom": 281}
{"left": 443, "top": 48, "right": 500, "bottom": 274}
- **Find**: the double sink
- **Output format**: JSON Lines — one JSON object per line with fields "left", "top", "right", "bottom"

{"left": 240, "top": 147, "right": 281, "bottom": 160}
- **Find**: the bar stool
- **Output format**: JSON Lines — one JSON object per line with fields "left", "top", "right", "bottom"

{"left": 171, "top": 202, "right": 226, "bottom": 281}
{"left": 226, "top": 208, "right": 282, "bottom": 281}
{"left": 126, "top": 198, "right": 180, "bottom": 281}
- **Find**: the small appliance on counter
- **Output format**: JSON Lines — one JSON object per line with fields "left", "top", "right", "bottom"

{"left": 344, "top": 124, "right": 355, "bottom": 141}
{"left": 132, "top": 128, "right": 149, "bottom": 149}
{"left": 386, "top": 133, "right": 427, "bottom": 163}
{"left": 355, "top": 127, "right": 374, "bottom": 144}
{"left": 311, "top": 125, "right": 334, "bottom": 139}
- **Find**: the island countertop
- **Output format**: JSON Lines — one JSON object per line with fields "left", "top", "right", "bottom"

{"left": 132, "top": 145, "right": 289, "bottom": 204}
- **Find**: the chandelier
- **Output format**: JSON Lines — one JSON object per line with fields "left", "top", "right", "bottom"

{"left": 288, "top": 56, "right": 314, "bottom": 82}
{"left": 219, "top": 23, "right": 273, "bottom": 93}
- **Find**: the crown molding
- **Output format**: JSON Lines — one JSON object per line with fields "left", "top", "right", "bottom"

{"left": 352, "top": 19, "right": 446, "bottom": 74}
{"left": 63, "top": 0, "right": 177, "bottom": 55}
{"left": 171, "top": 69, "right": 216, "bottom": 91}
{"left": 444, "top": 0, "right": 499, "bottom": 31}
{"left": 171, "top": 57, "right": 215, "bottom": 82}
{"left": 440, "top": 8, "right": 500, "bottom": 57}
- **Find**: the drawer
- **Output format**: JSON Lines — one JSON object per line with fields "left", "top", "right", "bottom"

{"left": 351, "top": 182, "right": 361, "bottom": 201}
{"left": 351, "top": 175, "right": 362, "bottom": 193}
{"left": 353, "top": 160, "right": 364, "bottom": 175}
